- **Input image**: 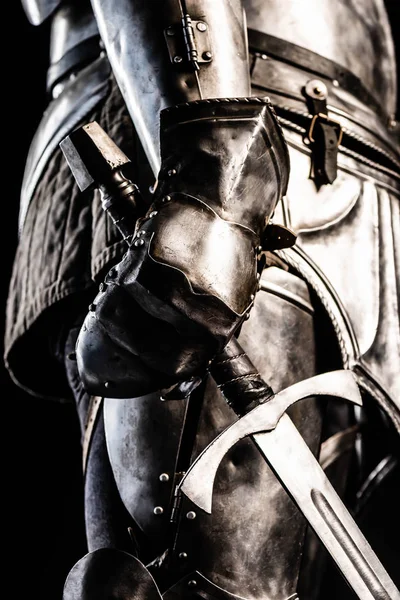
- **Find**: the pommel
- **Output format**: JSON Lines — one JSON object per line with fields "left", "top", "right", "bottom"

{"left": 60, "top": 121, "right": 131, "bottom": 192}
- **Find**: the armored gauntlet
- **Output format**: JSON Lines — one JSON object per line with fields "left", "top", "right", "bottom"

{"left": 76, "top": 97, "right": 289, "bottom": 397}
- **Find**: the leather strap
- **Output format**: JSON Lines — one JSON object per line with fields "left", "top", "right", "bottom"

{"left": 247, "top": 29, "right": 387, "bottom": 122}
{"left": 46, "top": 34, "right": 102, "bottom": 93}
{"left": 303, "top": 85, "right": 342, "bottom": 185}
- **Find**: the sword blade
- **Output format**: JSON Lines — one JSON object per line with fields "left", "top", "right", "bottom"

{"left": 254, "top": 413, "right": 400, "bottom": 600}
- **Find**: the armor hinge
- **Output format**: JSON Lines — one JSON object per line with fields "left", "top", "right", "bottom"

{"left": 303, "top": 79, "right": 342, "bottom": 185}
{"left": 164, "top": 17, "right": 213, "bottom": 70}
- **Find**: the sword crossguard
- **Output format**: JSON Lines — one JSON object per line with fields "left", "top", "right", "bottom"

{"left": 179, "top": 367, "right": 362, "bottom": 513}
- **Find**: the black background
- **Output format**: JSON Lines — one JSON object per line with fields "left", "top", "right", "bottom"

{"left": 3, "top": 3, "right": 400, "bottom": 599}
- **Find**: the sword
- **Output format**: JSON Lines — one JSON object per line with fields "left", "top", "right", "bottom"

{"left": 180, "top": 338, "right": 400, "bottom": 600}
{"left": 60, "top": 123, "right": 399, "bottom": 599}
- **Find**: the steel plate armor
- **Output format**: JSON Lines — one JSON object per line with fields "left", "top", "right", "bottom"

{"left": 6, "top": 0, "right": 400, "bottom": 599}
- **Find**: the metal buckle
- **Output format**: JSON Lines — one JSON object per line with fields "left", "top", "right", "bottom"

{"left": 308, "top": 113, "right": 343, "bottom": 146}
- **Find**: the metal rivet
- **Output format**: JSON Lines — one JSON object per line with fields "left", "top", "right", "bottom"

{"left": 256, "top": 273, "right": 260, "bottom": 280}
{"left": 104, "top": 381, "right": 113, "bottom": 388}
{"left": 245, "top": 313, "right": 251, "bottom": 320}
{"left": 149, "top": 211, "right": 158, "bottom": 217}
{"left": 134, "top": 238, "right": 145, "bottom": 247}
{"left": 197, "top": 22, "right": 207, "bottom": 31}
{"left": 166, "top": 27, "right": 175, "bottom": 36}
{"left": 186, "top": 511, "right": 196, "bottom": 520}
{"left": 257, "top": 245, "right": 263, "bottom": 253}
{"left": 168, "top": 169, "right": 177, "bottom": 177}
{"left": 67, "top": 352, "right": 77, "bottom": 361}
{"left": 188, "top": 580, "right": 197, "bottom": 588}
{"left": 153, "top": 506, "right": 164, "bottom": 515}
{"left": 52, "top": 82, "right": 65, "bottom": 99}
{"left": 159, "top": 473, "right": 169, "bottom": 482}
{"left": 303, "top": 137, "right": 311, "bottom": 146}
{"left": 179, "top": 552, "right": 188, "bottom": 559}
{"left": 89, "top": 303, "right": 96, "bottom": 312}
{"left": 261, "top": 53, "right": 268, "bottom": 60}
{"left": 332, "top": 79, "right": 339, "bottom": 87}
{"left": 173, "top": 55, "right": 183, "bottom": 63}
{"left": 305, "top": 79, "right": 327, "bottom": 100}
{"left": 250, "top": 294, "right": 255, "bottom": 301}
{"left": 202, "top": 51, "right": 212, "bottom": 60}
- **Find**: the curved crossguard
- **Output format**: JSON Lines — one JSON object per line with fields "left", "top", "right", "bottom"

{"left": 179, "top": 370, "right": 361, "bottom": 513}
{"left": 179, "top": 369, "right": 400, "bottom": 600}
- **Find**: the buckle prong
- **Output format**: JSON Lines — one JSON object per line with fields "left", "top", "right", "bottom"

{"left": 308, "top": 113, "right": 343, "bottom": 146}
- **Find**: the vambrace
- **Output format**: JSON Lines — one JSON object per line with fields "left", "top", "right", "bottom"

{"left": 90, "top": 0, "right": 251, "bottom": 173}
{"left": 75, "top": 97, "right": 290, "bottom": 397}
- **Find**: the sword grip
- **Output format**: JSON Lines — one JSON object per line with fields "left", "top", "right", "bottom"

{"left": 209, "top": 337, "right": 274, "bottom": 417}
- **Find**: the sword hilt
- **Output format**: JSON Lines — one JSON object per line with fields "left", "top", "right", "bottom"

{"left": 209, "top": 337, "right": 274, "bottom": 417}
{"left": 60, "top": 121, "right": 147, "bottom": 244}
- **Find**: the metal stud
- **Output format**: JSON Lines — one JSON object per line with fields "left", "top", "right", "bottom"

{"left": 187, "top": 580, "right": 197, "bottom": 588}
{"left": 67, "top": 352, "right": 77, "bottom": 361}
{"left": 250, "top": 294, "right": 255, "bottom": 301}
{"left": 159, "top": 473, "right": 169, "bottom": 482}
{"left": 202, "top": 51, "right": 212, "bottom": 60}
{"left": 168, "top": 169, "right": 177, "bottom": 177}
{"left": 134, "top": 238, "right": 145, "bottom": 247}
{"left": 178, "top": 552, "right": 188, "bottom": 559}
{"left": 196, "top": 22, "right": 207, "bottom": 31}
{"left": 166, "top": 27, "right": 175, "bottom": 36}
{"left": 305, "top": 79, "right": 327, "bottom": 100}
{"left": 186, "top": 511, "right": 196, "bottom": 520}
{"left": 149, "top": 211, "right": 158, "bottom": 218}
{"left": 173, "top": 55, "right": 183, "bottom": 63}
{"left": 332, "top": 79, "right": 339, "bottom": 87}
{"left": 104, "top": 381, "right": 113, "bottom": 389}
{"left": 153, "top": 506, "right": 164, "bottom": 515}
{"left": 162, "top": 195, "right": 172, "bottom": 203}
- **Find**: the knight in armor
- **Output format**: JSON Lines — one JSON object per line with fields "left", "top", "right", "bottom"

{"left": 5, "top": 0, "right": 400, "bottom": 598}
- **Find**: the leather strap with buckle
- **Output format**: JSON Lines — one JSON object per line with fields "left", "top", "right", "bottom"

{"left": 304, "top": 79, "right": 343, "bottom": 185}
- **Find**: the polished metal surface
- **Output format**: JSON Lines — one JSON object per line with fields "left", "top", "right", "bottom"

{"left": 253, "top": 416, "right": 399, "bottom": 600}
{"left": 63, "top": 548, "right": 162, "bottom": 600}
{"left": 243, "top": 0, "right": 397, "bottom": 118}
{"left": 75, "top": 98, "right": 289, "bottom": 399}
{"left": 90, "top": 0, "right": 250, "bottom": 174}
{"left": 21, "top": 0, "right": 62, "bottom": 25}
{"left": 104, "top": 272, "right": 325, "bottom": 598}
{"left": 49, "top": 1, "right": 99, "bottom": 65}
{"left": 104, "top": 393, "right": 187, "bottom": 540}
{"left": 13, "top": 0, "right": 400, "bottom": 598}
{"left": 180, "top": 371, "right": 399, "bottom": 599}
{"left": 180, "top": 370, "right": 361, "bottom": 513}
{"left": 275, "top": 128, "right": 400, "bottom": 431}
